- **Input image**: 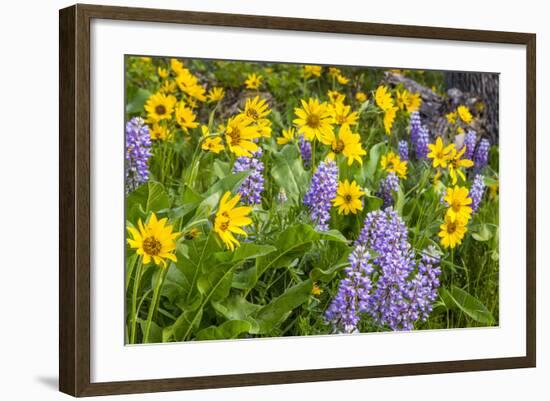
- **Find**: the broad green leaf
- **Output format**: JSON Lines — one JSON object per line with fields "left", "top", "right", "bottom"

{"left": 126, "top": 88, "right": 151, "bottom": 114}
{"left": 471, "top": 224, "right": 493, "bottom": 242}
{"left": 126, "top": 181, "right": 169, "bottom": 223}
{"left": 197, "top": 263, "right": 236, "bottom": 303}
{"left": 214, "top": 243, "right": 276, "bottom": 265}
{"left": 195, "top": 320, "right": 252, "bottom": 341}
{"left": 441, "top": 286, "right": 494, "bottom": 325}
{"left": 212, "top": 159, "right": 230, "bottom": 180}
{"left": 138, "top": 319, "right": 162, "bottom": 344}
{"left": 271, "top": 145, "right": 309, "bottom": 205}
{"left": 165, "top": 308, "right": 203, "bottom": 342}
{"left": 212, "top": 295, "right": 262, "bottom": 321}
{"left": 252, "top": 280, "right": 313, "bottom": 334}
{"left": 245, "top": 224, "right": 347, "bottom": 289}
{"left": 365, "top": 142, "right": 386, "bottom": 179}
{"left": 363, "top": 194, "right": 383, "bottom": 212}
{"left": 395, "top": 186, "right": 406, "bottom": 216}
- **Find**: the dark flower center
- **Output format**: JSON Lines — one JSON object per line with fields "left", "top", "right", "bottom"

{"left": 227, "top": 128, "right": 241, "bottom": 146}
{"left": 246, "top": 108, "right": 259, "bottom": 120}
{"left": 155, "top": 105, "right": 167, "bottom": 115}
{"left": 446, "top": 221, "right": 457, "bottom": 234}
{"left": 344, "top": 194, "right": 353, "bottom": 203}
{"left": 332, "top": 139, "right": 345, "bottom": 153}
{"left": 306, "top": 113, "right": 321, "bottom": 128}
{"left": 143, "top": 236, "right": 162, "bottom": 256}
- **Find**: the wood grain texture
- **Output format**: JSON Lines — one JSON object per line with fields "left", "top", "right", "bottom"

{"left": 59, "top": 3, "right": 536, "bottom": 397}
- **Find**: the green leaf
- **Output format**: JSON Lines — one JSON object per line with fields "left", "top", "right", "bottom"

{"left": 363, "top": 194, "right": 383, "bottom": 212}
{"left": 441, "top": 286, "right": 495, "bottom": 325}
{"left": 126, "top": 181, "right": 169, "bottom": 222}
{"left": 138, "top": 319, "right": 162, "bottom": 344}
{"left": 365, "top": 142, "right": 386, "bottom": 179}
{"left": 240, "top": 224, "right": 347, "bottom": 289}
{"left": 212, "top": 295, "right": 262, "bottom": 321}
{"left": 214, "top": 243, "right": 277, "bottom": 265}
{"left": 126, "top": 88, "right": 151, "bottom": 114}
{"left": 252, "top": 280, "right": 313, "bottom": 334}
{"left": 271, "top": 145, "right": 309, "bottom": 205}
{"left": 195, "top": 320, "right": 252, "bottom": 341}
{"left": 212, "top": 159, "right": 231, "bottom": 180}
{"left": 165, "top": 308, "right": 203, "bottom": 342}
{"left": 197, "top": 263, "right": 236, "bottom": 303}
{"left": 471, "top": 224, "right": 493, "bottom": 242}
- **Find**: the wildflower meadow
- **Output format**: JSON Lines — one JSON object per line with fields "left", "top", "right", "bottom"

{"left": 125, "top": 56, "right": 499, "bottom": 344}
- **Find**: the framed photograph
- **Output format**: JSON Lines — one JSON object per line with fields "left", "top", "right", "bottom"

{"left": 59, "top": 4, "right": 536, "bottom": 397}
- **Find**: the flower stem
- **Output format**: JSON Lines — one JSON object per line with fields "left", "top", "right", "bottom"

{"left": 129, "top": 257, "right": 144, "bottom": 344}
{"left": 143, "top": 267, "right": 168, "bottom": 343}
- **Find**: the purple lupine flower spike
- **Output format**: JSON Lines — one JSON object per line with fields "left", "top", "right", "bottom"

{"left": 474, "top": 138, "right": 490, "bottom": 171}
{"left": 398, "top": 140, "right": 409, "bottom": 161}
{"left": 415, "top": 126, "right": 430, "bottom": 160}
{"left": 303, "top": 160, "right": 338, "bottom": 231}
{"left": 125, "top": 117, "right": 152, "bottom": 193}
{"left": 298, "top": 135, "right": 312, "bottom": 168}
{"left": 470, "top": 174, "right": 486, "bottom": 212}
{"left": 325, "top": 245, "right": 373, "bottom": 333}
{"left": 409, "top": 111, "right": 421, "bottom": 150}
{"left": 464, "top": 129, "right": 477, "bottom": 160}
{"left": 232, "top": 148, "right": 265, "bottom": 205}
{"left": 377, "top": 172, "right": 399, "bottom": 208}
{"left": 402, "top": 246, "right": 441, "bottom": 324}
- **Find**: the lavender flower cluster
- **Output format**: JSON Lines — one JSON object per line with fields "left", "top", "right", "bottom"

{"left": 303, "top": 160, "right": 338, "bottom": 231}
{"left": 298, "top": 135, "right": 312, "bottom": 168}
{"left": 377, "top": 172, "right": 399, "bottom": 208}
{"left": 409, "top": 111, "right": 430, "bottom": 160}
{"left": 325, "top": 245, "right": 373, "bottom": 333}
{"left": 398, "top": 140, "right": 409, "bottom": 161}
{"left": 474, "top": 138, "right": 490, "bottom": 171}
{"left": 232, "top": 148, "right": 265, "bottom": 205}
{"left": 125, "top": 117, "right": 152, "bottom": 193}
{"left": 470, "top": 174, "right": 486, "bottom": 212}
{"left": 464, "top": 129, "right": 477, "bottom": 160}
{"left": 326, "top": 208, "right": 442, "bottom": 332}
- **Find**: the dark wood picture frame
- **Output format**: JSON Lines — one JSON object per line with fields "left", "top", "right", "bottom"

{"left": 59, "top": 3, "right": 536, "bottom": 397}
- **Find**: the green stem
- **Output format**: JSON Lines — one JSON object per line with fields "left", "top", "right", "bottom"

{"left": 129, "top": 257, "right": 144, "bottom": 344}
{"left": 143, "top": 268, "right": 168, "bottom": 343}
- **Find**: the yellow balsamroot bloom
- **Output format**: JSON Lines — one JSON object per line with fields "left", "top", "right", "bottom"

{"left": 244, "top": 73, "right": 262, "bottom": 89}
{"left": 206, "top": 87, "right": 225, "bottom": 103}
{"left": 375, "top": 85, "right": 394, "bottom": 111}
{"left": 444, "top": 186, "right": 472, "bottom": 222}
{"left": 327, "top": 90, "right": 345, "bottom": 105}
{"left": 150, "top": 124, "right": 171, "bottom": 141}
{"left": 336, "top": 74, "right": 350, "bottom": 85}
{"left": 446, "top": 111, "right": 458, "bottom": 124}
{"left": 175, "top": 102, "right": 198, "bottom": 133}
{"left": 144, "top": 93, "right": 177, "bottom": 123}
{"left": 329, "top": 102, "right": 359, "bottom": 126}
{"left": 355, "top": 91, "right": 367, "bottom": 103}
{"left": 293, "top": 98, "right": 334, "bottom": 142}
{"left": 224, "top": 114, "right": 261, "bottom": 157}
{"left": 427, "top": 137, "right": 455, "bottom": 168}
{"left": 175, "top": 69, "right": 206, "bottom": 102}
{"left": 127, "top": 213, "right": 180, "bottom": 267}
{"left": 170, "top": 58, "right": 185, "bottom": 75}
{"left": 457, "top": 105, "right": 473, "bottom": 124}
{"left": 328, "top": 67, "right": 341, "bottom": 77}
{"left": 383, "top": 106, "right": 398, "bottom": 135}
{"left": 202, "top": 137, "right": 224, "bottom": 154}
{"left": 333, "top": 179, "right": 365, "bottom": 215}
{"left": 214, "top": 192, "right": 253, "bottom": 251}
{"left": 323, "top": 125, "right": 366, "bottom": 166}
{"left": 242, "top": 96, "right": 272, "bottom": 138}
{"left": 277, "top": 128, "right": 295, "bottom": 145}
{"left": 404, "top": 92, "right": 421, "bottom": 113}
{"left": 311, "top": 282, "right": 323, "bottom": 296}
{"left": 439, "top": 214, "right": 468, "bottom": 249}
{"left": 447, "top": 146, "right": 474, "bottom": 184}
{"left": 381, "top": 151, "right": 408, "bottom": 178}
{"left": 304, "top": 65, "right": 322, "bottom": 78}
{"left": 157, "top": 67, "right": 169, "bottom": 79}
{"left": 159, "top": 80, "right": 177, "bottom": 94}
